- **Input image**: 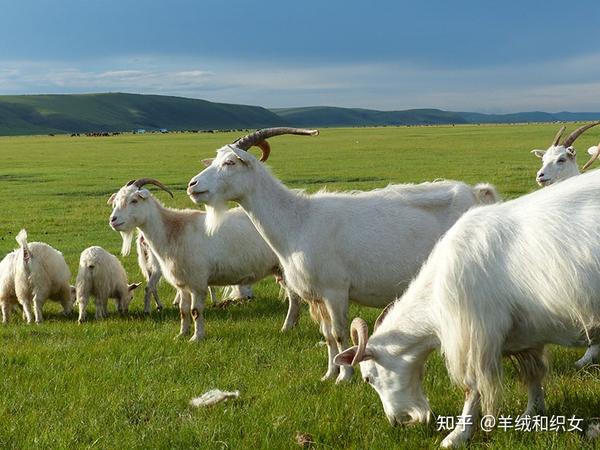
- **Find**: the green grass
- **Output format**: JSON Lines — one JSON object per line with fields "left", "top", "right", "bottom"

{"left": 0, "top": 125, "right": 599, "bottom": 449}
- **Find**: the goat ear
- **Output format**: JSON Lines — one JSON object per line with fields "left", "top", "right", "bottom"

{"left": 229, "top": 146, "right": 253, "bottom": 165}
{"left": 128, "top": 282, "right": 142, "bottom": 291}
{"left": 107, "top": 193, "right": 116, "bottom": 205}
{"left": 334, "top": 346, "right": 359, "bottom": 366}
{"left": 531, "top": 150, "right": 545, "bottom": 158}
{"left": 136, "top": 189, "right": 150, "bottom": 199}
{"left": 588, "top": 145, "right": 599, "bottom": 156}
{"left": 202, "top": 158, "right": 214, "bottom": 167}
{"left": 567, "top": 147, "right": 576, "bottom": 158}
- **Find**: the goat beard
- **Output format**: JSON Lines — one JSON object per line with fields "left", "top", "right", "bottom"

{"left": 120, "top": 230, "right": 134, "bottom": 256}
{"left": 205, "top": 201, "right": 228, "bottom": 236}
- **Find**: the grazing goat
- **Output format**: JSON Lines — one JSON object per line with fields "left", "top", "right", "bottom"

{"left": 108, "top": 178, "right": 301, "bottom": 341}
{"left": 531, "top": 121, "right": 600, "bottom": 186}
{"left": 76, "top": 246, "right": 140, "bottom": 322}
{"left": 187, "top": 128, "right": 499, "bottom": 382}
{"left": 11, "top": 229, "right": 75, "bottom": 323}
{"left": 335, "top": 169, "right": 600, "bottom": 447}
{"left": 532, "top": 122, "right": 600, "bottom": 368}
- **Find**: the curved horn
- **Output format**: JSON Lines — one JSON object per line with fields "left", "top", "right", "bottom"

{"left": 232, "top": 127, "right": 319, "bottom": 160}
{"left": 350, "top": 317, "right": 369, "bottom": 365}
{"left": 582, "top": 143, "right": 600, "bottom": 171}
{"left": 551, "top": 125, "right": 566, "bottom": 146}
{"left": 562, "top": 121, "right": 600, "bottom": 148}
{"left": 132, "top": 178, "right": 174, "bottom": 198}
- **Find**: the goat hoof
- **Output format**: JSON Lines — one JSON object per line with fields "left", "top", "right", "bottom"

{"left": 188, "top": 335, "right": 203, "bottom": 343}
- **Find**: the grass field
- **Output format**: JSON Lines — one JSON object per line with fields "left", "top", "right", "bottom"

{"left": 0, "top": 125, "right": 599, "bottom": 449}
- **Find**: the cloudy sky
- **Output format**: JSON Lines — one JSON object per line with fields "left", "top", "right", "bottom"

{"left": 1, "top": 0, "right": 599, "bottom": 112}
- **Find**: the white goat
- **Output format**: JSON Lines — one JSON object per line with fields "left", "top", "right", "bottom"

{"left": 335, "top": 169, "right": 600, "bottom": 447}
{"left": 531, "top": 121, "right": 600, "bottom": 186}
{"left": 108, "top": 178, "right": 302, "bottom": 341}
{"left": 137, "top": 231, "right": 254, "bottom": 311}
{"left": 187, "top": 128, "right": 499, "bottom": 382}
{"left": 10, "top": 229, "right": 75, "bottom": 323}
{"left": 76, "top": 246, "right": 140, "bottom": 322}
{"left": 0, "top": 251, "right": 19, "bottom": 323}
{"left": 532, "top": 122, "right": 600, "bottom": 368}
{"left": 136, "top": 231, "right": 165, "bottom": 313}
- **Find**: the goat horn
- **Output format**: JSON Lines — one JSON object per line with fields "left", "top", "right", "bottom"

{"left": 582, "top": 143, "right": 600, "bottom": 171}
{"left": 232, "top": 127, "right": 319, "bottom": 161}
{"left": 562, "top": 121, "right": 600, "bottom": 148}
{"left": 551, "top": 125, "right": 566, "bottom": 146}
{"left": 132, "top": 178, "right": 174, "bottom": 198}
{"left": 350, "top": 317, "right": 369, "bottom": 366}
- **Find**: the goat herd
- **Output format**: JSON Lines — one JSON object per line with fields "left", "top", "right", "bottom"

{"left": 2, "top": 124, "right": 600, "bottom": 447}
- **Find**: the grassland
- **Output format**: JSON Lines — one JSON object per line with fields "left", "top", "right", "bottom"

{"left": 0, "top": 125, "right": 598, "bottom": 449}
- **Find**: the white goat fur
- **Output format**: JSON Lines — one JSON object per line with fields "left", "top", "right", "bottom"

{"left": 336, "top": 169, "right": 600, "bottom": 447}
{"left": 136, "top": 231, "right": 253, "bottom": 311}
{"left": 136, "top": 232, "right": 165, "bottom": 313}
{"left": 187, "top": 144, "right": 499, "bottom": 382}
{"left": 76, "top": 246, "right": 140, "bottom": 321}
{"left": 7, "top": 229, "right": 75, "bottom": 323}
{"left": 109, "top": 184, "right": 301, "bottom": 341}
{"left": 0, "top": 251, "right": 19, "bottom": 323}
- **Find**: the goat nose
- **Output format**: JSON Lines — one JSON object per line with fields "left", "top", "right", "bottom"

{"left": 110, "top": 216, "right": 117, "bottom": 223}
{"left": 189, "top": 180, "right": 197, "bottom": 187}
{"left": 538, "top": 172, "right": 544, "bottom": 178}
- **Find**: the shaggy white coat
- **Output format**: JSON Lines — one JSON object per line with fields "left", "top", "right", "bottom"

{"left": 109, "top": 184, "right": 302, "bottom": 341}
{"left": 11, "top": 229, "right": 74, "bottom": 323}
{"left": 336, "top": 168, "right": 600, "bottom": 447}
{"left": 76, "top": 246, "right": 139, "bottom": 321}
{"left": 187, "top": 145, "right": 498, "bottom": 382}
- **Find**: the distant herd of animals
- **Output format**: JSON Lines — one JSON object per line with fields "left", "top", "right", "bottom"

{"left": 2, "top": 123, "right": 600, "bottom": 447}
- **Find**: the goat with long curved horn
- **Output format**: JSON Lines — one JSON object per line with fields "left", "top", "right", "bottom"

{"left": 232, "top": 127, "right": 319, "bottom": 162}
{"left": 561, "top": 121, "right": 600, "bottom": 148}
{"left": 551, "top": 125, "right": 566, "bottom": 146}
{"left": 350, "top": 317, "right": 370, "bottom": 365}
{"left": 128, "top": 178, "right": 174, "bottom": 198}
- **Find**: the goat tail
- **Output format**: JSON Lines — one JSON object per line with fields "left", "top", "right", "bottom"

{"left": 473, "top": 183, "right": 500, "bottom": 205}
{"left": 15, "top": 229, "right": 31, "bottom": 263}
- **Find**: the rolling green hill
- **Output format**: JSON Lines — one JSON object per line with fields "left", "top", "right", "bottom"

{"left": 0, "top": 93, "right": 286, "bottom": 135}
{"left": 271, "top": 106, "right": 469, "bottom": 127}
{"left": 0, "top": 93, "right": 599, "bottom": 135}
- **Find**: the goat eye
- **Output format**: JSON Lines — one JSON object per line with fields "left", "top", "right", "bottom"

{"left": 131, "top": 199, "right": 138, "bottom": 204}
{"left": 558, "top": 158, "right": 566, "bottom": 163}
{"left": 223, "top": 160, "right": 235, "bottom": 166}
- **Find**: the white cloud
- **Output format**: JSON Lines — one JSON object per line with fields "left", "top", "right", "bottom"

{"left": 0, "top": 52, "right": 599, "bottom": 112}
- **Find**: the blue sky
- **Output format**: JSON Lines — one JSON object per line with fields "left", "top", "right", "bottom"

{"left": 1, "top": 0, "right": 599, "bottom": 112}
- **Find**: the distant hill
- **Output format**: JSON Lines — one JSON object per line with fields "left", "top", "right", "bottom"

{"left": 0, "top": 93, "right": 285, "bottom": 135}
{"left": 274, "top": 106, "right": 600, "bottom": 127}
{"left": 0, "top": 92, "right": 599, "bottom": 135}
{"left": 272, "top": 107, "right": 468, "bottom": 127}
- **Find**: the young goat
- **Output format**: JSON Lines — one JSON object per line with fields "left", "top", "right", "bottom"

{"left": 8, "top": 229, "right": 75, "bottom": 323}
{"left": 76, "top": 246, "right": 140, "bottom": 322}
{"left": 187, "top": 128, "right": 499, "bottom": 382}
{"left": 336, "top": 169, "right": 600, "bottom": 447}
{"left": 108, "top": 178, "right": 302, "bottom": 341}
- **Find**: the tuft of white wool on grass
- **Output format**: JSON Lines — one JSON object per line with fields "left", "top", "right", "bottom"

{"left": 190, "top": 389, "right": 239, "bottom": 407}
{"left": 587, "top": 423, "right": 600, "bottom": 441}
